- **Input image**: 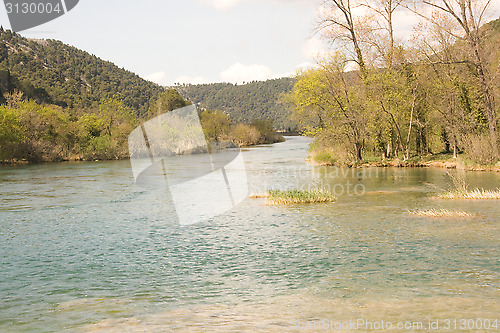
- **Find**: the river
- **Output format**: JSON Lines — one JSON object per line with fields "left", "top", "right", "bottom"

{"left": 1, "top": 136, "right": 499, "bottom": 332}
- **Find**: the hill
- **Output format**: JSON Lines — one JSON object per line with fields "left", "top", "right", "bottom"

{"left": 176, "top": 78, "right": 297, "bottom": 130}
{"left": 0, "top": 28, "right": 297, "bottom": 129}
{"left": 0, "top": 28, "right": 164, "bottom": 114}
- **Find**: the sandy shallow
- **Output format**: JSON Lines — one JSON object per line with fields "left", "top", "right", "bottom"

{"left": 73, "top": 291, "right": 500, "bottom": 332}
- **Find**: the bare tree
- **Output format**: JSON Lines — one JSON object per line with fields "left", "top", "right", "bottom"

{"left": 361, "top": 0, "right": 406, "bottom": 68}
{"left": 407, "top": 0, "right": 498, "bottom": 153}
{"left": 318, "top": 0, "right": 368, "bottom": 78}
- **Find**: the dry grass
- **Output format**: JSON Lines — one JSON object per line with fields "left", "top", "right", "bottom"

{"left": 439, "top": 189, "right": 500, "bottom": 200}
{"left": 249, "top": 193, "right": 268, "bottom": 199}
{"left": 250, "top": 189, "right": 336, "bottom": 205}
{"left": 409, "top": 209, "right": 475, "bottom": 218}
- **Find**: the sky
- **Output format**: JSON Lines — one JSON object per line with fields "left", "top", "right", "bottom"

{"left": 0, "top": 0, "right": 499, "bottom": 86}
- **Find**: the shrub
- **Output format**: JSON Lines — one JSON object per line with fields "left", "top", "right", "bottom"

{"left": 463, "top": 134, "right": 499, "bottom": 165}
{"left": 230, "top": 124, "right": 260, "bottom": 146}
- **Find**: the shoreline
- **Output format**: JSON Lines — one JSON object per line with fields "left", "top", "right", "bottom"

{"left": 0, "top": 139, "right": 284, "bottom": 166}
{"left": 4, "top": 156, "right": 499, "bottom": 172}
{"left": 307, "top": 158, "right": 500, "bottom": 172}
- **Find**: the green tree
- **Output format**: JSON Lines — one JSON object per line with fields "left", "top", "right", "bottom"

{"left": 251, "top": 119, "right": 283, "bottom": 144}
{"left": 200, "top": 109, "right": 231, "bottom": 142}
{"left": 292, "top": 56, "right": 369, "bottom": 162}
{"left": 148, "top": 89, "right": 190, "bottom": 117}
{"left": 0, "top": 105, "right": 24, "bottom": 160}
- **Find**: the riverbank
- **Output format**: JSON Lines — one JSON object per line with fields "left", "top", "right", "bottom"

{"left": 0, "top": 136, "right": 285, "bottom": 166}
{"left": 308, "top": 153, "right": 500, "bottom": 172}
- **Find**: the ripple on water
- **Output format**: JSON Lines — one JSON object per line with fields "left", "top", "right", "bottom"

{"left": 1, "top": 138, "right": 499, "bottom": 333}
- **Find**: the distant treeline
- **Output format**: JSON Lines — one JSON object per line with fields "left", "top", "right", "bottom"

{"left": 0, "top": 89, "right": 283, "bottom": 163}
{"left": 176, "top": 78, "right": 297, "bottom": 131}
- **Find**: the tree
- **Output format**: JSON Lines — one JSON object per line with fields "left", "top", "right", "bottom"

{"left": 99, "top": 97, "right": 135, "bottom": 137}
{"left": 148, "top": 89, "right": 190, "bottom": 117}
{"left": 251, "top": 119, "right": 283, "bottom": 144}
{"left": 292, "top": 55, "right": 369, "bottom": 162}
{"left": 0, "top": 105, "right": 24, "bottom": 160}
{"left": 318, "top": 0, "right": 368, "bottom": 78}
{"left": 230, "top": 124, "right": 260, "bottom": 146}
{"left": 200, "top": 109, "right": 231, "bottom": 142}
{"left": 407, "top": 0, "right": 498, "bottom": 154}
{"left": 360, "top": 0, "right": 406, "bottom": 68}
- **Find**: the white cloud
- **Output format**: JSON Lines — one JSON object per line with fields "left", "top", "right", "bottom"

{"left": 197, "top": 0, "right": 241, "bottom": 10}
{"left": 173, "top": 75, "right": 209, "bottom": 85}
{"left": 144, "top": 71, "right": 168, "bottom": 85}
{"left": 301, "top": 37, "right": 329, "bottom": 60}
{"left": 295, "top": 61, "right": 317, "bottom": 71}
{"left": 219, "top": 62, "right": 274, "bottom": 84}
{"left": 144, "top": 72, "right": 209, "bottom": 86}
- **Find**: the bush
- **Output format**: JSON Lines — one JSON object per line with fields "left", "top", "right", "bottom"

{"left": 251, "top": 119, "right": 284, "bottom": 144}
{"left": 463, "top": 134, "right": 499, "bottom": 165}
{"left": 309, "top": 138, "right": 351, "bottom": 166}
{"left": 83, "top": 136, "right": 118, "bottom": 160}
{"left": 230, "top": 124, "right": 260, "bottom": 146}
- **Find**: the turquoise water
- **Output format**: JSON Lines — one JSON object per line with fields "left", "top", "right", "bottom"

{"left": 1, "top": 137, "right": 499, "bottom": 332}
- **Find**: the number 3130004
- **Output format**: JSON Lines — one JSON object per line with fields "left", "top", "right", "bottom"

{"left": 5, "top": 2, "right": 63, "bottom": 14}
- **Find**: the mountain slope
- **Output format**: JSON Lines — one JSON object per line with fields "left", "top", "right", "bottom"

{"left": 0, "top": 28, "right": 163, "bottom": 114}
{"left": 177, "top": 78, "right": 297, "bottom": 130}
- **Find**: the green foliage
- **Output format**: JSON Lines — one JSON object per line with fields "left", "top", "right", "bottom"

{"left": 0, "top": 98, "right": 136, "bottom": 162}
{"left": 78, "top": 113, "right": 104, "bottom": 139}
{"left": 99, "top": 97, "right": 137, "bottom": 136}
{"left": 291, "top": 16, "right": 500, "bottom": 166}
{"left": 265, "top": 189, "right": 336, "bottom": 205}
{"left": 292, "top": 57, "right": 368, "bottom": 163}
{"left": 251, "top": 119, "right": 284, "bottom": 144}
{"left": 200, "top": 109, "right": 231, "bottom": 142}
{"left": 0, "top": 104, "right": 24, "bottom": 159}
{"left": 148, "top": 89, "right": 190, "bottom": 117}
{"left": 83, "top": 135, "right": 118, "bottom": 161}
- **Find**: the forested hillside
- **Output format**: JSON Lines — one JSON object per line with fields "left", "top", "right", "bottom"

{"left": 177, "top": 78, "right": 297, "bottom": 130}
{"left": 0, "top": 28, "right": 164, "bottom": 114}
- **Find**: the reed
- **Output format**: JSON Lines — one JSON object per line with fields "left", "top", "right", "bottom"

{"left": 265, "top": 189, "right": 336, "bottom": 205}
{"left": 439, "top": 189, "right": 500, "bottom": 200}
{"left": 410, "top": 209, "right": 474, "bottom": 218}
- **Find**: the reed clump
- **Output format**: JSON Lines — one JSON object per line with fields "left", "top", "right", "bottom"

{"left": 250, "top": 189, "right": 336, "bottom": 205}
{"left": 439, "top": 171, "right": 500, "bottom": 199}
{"left": 410, "top": 209, "right": 474, "bottom": 218}
{"left": 439, "top": 189, "right": 500, "bottom": 200}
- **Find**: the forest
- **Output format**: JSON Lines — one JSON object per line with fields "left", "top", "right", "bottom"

{"left": 290, "top": 0, "right": 500, "bottom": 167}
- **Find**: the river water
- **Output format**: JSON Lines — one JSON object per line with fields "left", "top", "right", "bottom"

{"left": 1, "top": 136, "right": 499, "bottom": 332}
